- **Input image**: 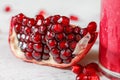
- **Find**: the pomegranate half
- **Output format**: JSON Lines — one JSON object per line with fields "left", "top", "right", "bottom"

{"left": 9, "top": 13, "right": 98, "bottom": 68}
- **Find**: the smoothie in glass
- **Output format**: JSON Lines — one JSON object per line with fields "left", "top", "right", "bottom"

{"left": 99, "top": 0, "right": 120, "bottom": 79}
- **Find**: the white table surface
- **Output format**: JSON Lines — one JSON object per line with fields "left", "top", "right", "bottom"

{"left": 0, "top": 0, "right": 110, "bottom": 80}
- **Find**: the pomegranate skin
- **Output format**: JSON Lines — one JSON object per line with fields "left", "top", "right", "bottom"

{"left": 9, "top": 15, "right": 98, "bottom": 68}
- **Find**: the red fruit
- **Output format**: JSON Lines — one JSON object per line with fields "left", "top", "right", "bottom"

{"left": 87, "top": 22, "right": 97, "bottom": 33}
{"left": 4, "top": 5, "right": 11, "bottom": 12}
{"left": 76, "top": 73, "right": 88, "bottom": 80}
{"left": 87, "top": 73, "right": 100, "bottom": 80}
{"left": 9, "top": 13, "right": 98, "bottom": 68}
{"left": 72, "top": 64, "right": 83, "bottom": 74}
{"left": 70, "top": 15, "right": 79, "bottom": 21}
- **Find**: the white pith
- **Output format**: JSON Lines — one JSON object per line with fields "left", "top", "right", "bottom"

{"left": 10, "top": 28, "right": 91, "bottom": 65}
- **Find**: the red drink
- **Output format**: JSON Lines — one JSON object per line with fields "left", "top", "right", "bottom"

{"left": 99, "top": 0, "right": 120, "bottom": 79}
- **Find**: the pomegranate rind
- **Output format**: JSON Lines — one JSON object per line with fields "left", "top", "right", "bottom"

{"left": 9, "top": 17, "right": 98, "bottom": 68}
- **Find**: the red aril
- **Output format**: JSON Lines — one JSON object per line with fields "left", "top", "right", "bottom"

{"left": 9, "top": 13, "right": 98, "bottom": 68}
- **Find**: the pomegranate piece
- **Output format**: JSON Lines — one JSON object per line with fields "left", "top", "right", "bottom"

{"left": 72, "top": 64, "right": 83, "bottom": 74}
{"left": 9, "top": 13, "right": 98, "bottom": 68}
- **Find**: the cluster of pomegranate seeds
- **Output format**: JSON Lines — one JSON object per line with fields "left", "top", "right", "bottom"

{"left": 12, "top": 13, "right": 97, "bottom": 64}
{"left": 72, "top": 63, "right": 100, "bottom": 80}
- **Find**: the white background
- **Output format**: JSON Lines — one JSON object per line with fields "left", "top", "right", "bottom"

{"left": 0, "top": 0, "right": 109, "bottom": 80}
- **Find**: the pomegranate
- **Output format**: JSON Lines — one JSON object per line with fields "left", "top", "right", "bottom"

{"left": 9, "top": 13, "right": 98, "bottom": 68}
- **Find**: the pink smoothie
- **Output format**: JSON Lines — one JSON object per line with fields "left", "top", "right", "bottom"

{"left": 99, "top": 0, "right": 120, "bottom": 75}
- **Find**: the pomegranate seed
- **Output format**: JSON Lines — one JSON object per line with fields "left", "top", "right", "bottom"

{"left": 51, "top": 15, "right": 60, "bottom": 23}
{"left": 67, "top": 33, "right": 75, "bottom": 40}
{"left": 43, "top": 18, "right": 51, "bottom": 26}
{"left": 22, "top": 17, "right": 29, "bottom": 26}
{"left": 80, "top": 28, "right": 88, "bottom": 36}
{"left": 75, "top": 34, "right": 81, "bottom": 41}
{"left": 58, "top": 40, "right": 68, "bottom": 50}
{"left": 53, "top": 57, "right": 63, "bottom": 63}
{"left": 4, "top": 6, "right": 11, "bottom": 12}
{"left": 72, "top": 64, "right": 83, "bottom": 74}
{"left": 33, "top": 43, "right": 43, "bottom": 52}
{"left": 17, "top": 13, "right": 25, "bottom": 23}
{"left": 87, "top": 73, "right": 100, "bottom": 80}
{"left": 51, "top": 24, "right": 64, "bottom": 33}
{"left": 14, "top": 24, "right": 21, "bottom": 33}
{"left": 24, "top": 27, "right": 31, "bottom": 34}
{"left": 70, "top": 15, "right": 79, "bottom": 21}
{"left": 60, "top": 49, "right": 72, "bottom": 59}
{"left": 85, "top": 63, "right": 99, "bottom": 72}
{"left": 38, "top": 10, "right": 46, "bottom": 16}
{"left": 63, "top": 57, "right": 72, "bottom": 63}
{"left": 65, "top": 26, "right": 73, "bottom": 34}
{"left": 46, "top": 31, "right": 55, "bottom": 40}
{"left": 32, "top": 51, "right": 42, "bottom": 60}
{"left": 59, "top": 16, "right": 70, "bottom": 26}
{"left": 47, "top": 39, "right": 57, "bottom": 49}
{"left": 42, "top": 53, "right": 50, "bottom": 60}
{"left": 25, "top": 52, "right": 33, "bottom": 60}
{"left": 32, "top": 32, "right": 42, "bottom": 43}
{"left": 55, "top": 33, "right": 65, "bottom": 41}
{"left": 44, "top": 45, "right": 49, "bottom": 53}
{"left": 51, "top": 48, "right": 60, "bottom": 57}
{"left": 38, "top": 25, "right": 47, "bottom": 34}
{"left": 27, "top": 18, "right": 36, "bottom": 27}
{"left": 69, "top": 41, "right": 77, "bottom": 51}
{"left": 36, "top": 15, "right": 44, "bottom": 20}
{"left": 74, "top": 27, "right": 81, "bottom": 34}
{"left": 26, "top": 42, "right": 33, "bottom": 52}
{"left": 76, "top": 73, "right": 88, "bottom": 80}
{"left": 87, "top": 22, "right": 97, "bottom": 33}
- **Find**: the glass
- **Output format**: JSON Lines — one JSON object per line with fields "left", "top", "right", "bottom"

{"left": 99, "top": 0, "right": 120, "bottom": 79}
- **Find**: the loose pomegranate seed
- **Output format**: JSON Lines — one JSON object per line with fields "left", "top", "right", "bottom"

{"left": 32, "top": 51, "right": 42, "bottom": 60}
{"left": 87, "top": 22, "right": 97, "bottom": 33}
{"left": 70, "top": 15, "right": 79, "bottom": 21}
{"left": 60, "top": 49, "right": 72, "bottom": 59}
{"left": 87, "top": 73, "right": 100, "bottom": 80}
{"left": 51, "top": 48, "right": 60, "bottom": 57}
{"left": 72, "top": 64, "right": 83, "bottom": 74}
{"left": 4, "top": 6, "right": 11, "bottom": 12}
{"left": 38, "top": 10, "right": 46, "bottom": 16}
{"left": 43, "top": 17, "right": 51, "bottom": 26}
{"left": 36, "top": 15, "right": 44, "bottom": 20}
{"left": 25, "top": 52, "right": 33, "bottom": 60}
{"left": 33, "top": 43, "right": 43, "bottom": 52}
{"left": 58, "top": 40, "right": 68, "bottom": 50}
{"left": 51, "top": 24, "right": 64, "bottom": 33}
